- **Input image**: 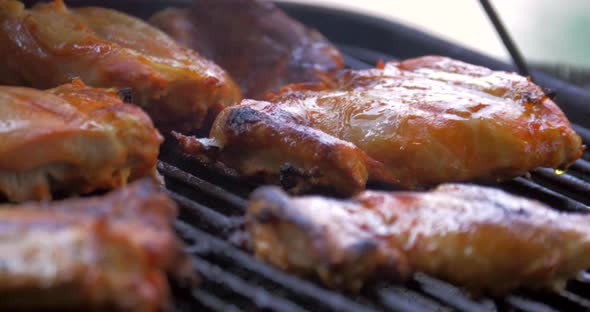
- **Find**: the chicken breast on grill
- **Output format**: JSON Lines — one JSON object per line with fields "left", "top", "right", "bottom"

{"left": 150, "top": 0, "right": 344, "bottom": 99}
{"left": 0, "top": 0, "right": 241, "bottom": 132}
{"left": 0, "top": 180, "right": 191, "bottom": 311}
{"left": 176, "top": 56, "right": 584, "bottom": 194}
{"left": 247, "top": 184, "right": 590, "bottom": 294}
{"left": 0, "top": 80, "right": 162, "bottom": 202}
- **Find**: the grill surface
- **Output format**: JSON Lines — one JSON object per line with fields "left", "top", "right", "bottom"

{"left": 161, "top": 145, "right": 590, "bottom": 312}
{"left": 28, "top": 1, "right": 590, "bottom": 310}
{"left": 158, "top": 59, "right": 590, "bottom": 311}
{"left": 153, "top": 3, "right": 590, "bottom": 311}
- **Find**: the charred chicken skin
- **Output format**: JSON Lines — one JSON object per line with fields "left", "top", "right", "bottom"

{"left": 0, "top": 80, "right": 162, "bottom": 202}
{"left": 248, "top": 184, "right": 590, "bottom": 294}
{"left": 150, "top": 0, "right": 344, "bottom": 99}
{"left": 0, "top": 180, "right": 190, "bottom": 311}
{"left": 176, "top": 56, "right": 584, "bottom": 194}
{"left": 0, "top": 0, "right": 241, "bottom": 132}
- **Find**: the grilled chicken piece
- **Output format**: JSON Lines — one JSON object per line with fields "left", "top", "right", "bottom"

{"left": 0, "top": 180, "right": 191, "bottom": 311}
{"left": 0, "top": 80, "right": 162, "bottom": 202}
{"left": 0, "top": 0, "right": 241, "bottom": 133}
{"left": 150, "top": 0, "right": 344, "bottom": 99}
{"left": 176, "top": 56, "right": 584, "bottom": 194}
{"left": 248, "top": 184, "right": 590, "bottom": 294}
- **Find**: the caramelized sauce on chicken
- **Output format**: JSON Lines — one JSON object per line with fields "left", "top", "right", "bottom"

{"left": 0, "top": 80, "right": 162, "bottom": 202}
{"left": 0, "top": 180, "right": 192, "bottom": 311}
{"left": 248, "top": 184, "right": 590, "bottom": 294}
{"left": 176, "top": 56, "right": 584, "bottom": 194}
{"left": 0, "top": 0, "right": 241, "bottom": 132}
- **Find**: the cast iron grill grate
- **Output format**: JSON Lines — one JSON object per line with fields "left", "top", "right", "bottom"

{"left": 154, "top": 2, "right": 590, "bottom": 310}
{"left": 159, "top": 90, "right": 590, "bottom": 312}
{"left": 161, "top": 138, "right": 590, "bottom": 312}
{"left": 29, "top": 0, "right": 589, "bottom": 310}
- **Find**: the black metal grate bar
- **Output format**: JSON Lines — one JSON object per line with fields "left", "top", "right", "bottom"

{"left": 376, "top": 287, "right": 453, "bottom": 312}
{"left": 571, "top": 160, "right": 590, "bottom": 176}
{"left": 504, "top": 177, "right": 590, "bottom": 212}
{"left": 166, "top": 190, "right": 234, "bottom": 233}
{"left": 478, "top": 0, "right": 531, "bottom": 77}
{"left": 190, "top": 289, "right": 242, "bottom": 312}
{"left": 412, "top": 273, "right": 496, "bottom": 312}
{"left": 159, "top": 161, "right": 248, "bottom": 210}
{"left": 505, "top": 296, "right": 559, "bottom": 312}
{"left": 532, "top": 168, "right": 590, "bottom": 205}
{"left": 573, "top": 124, "right": 590, "bottom": 145}
{"left": 518, "top": 291, "right": 590, "bottom": 311}
{"left": 556, "top": 290, "right": 590, "bottom": 310}
{"left": 175, "top": 220, "right": 381, "bottom": 312}
{"left": 191, "top": 257, "right": 309, "bottom": 312}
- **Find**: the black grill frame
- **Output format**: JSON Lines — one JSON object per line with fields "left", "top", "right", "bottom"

{"left": 31, "top": 1, "right": 590, "bottom": 310}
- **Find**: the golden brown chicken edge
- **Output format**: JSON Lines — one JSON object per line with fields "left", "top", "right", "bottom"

{"left": 64, "top": 178, "right": 196, "bottom": 285}
{"left": 246, "top": 186, "right": 409, "bottom": 292}
{"left": 0, "top": 209, "right": 168, "bottom": 310}
{"left": 0, "top": 179, "right": 197, "bottom": 311}
{"left": 178, "top": 55, "right": 585, "bottom": 195}
{"left": 0, "top": 80, "right": 164, "bottom": 202}
{"left": 171, "top": 99, "right": 399, "bottom": 196}
{"left": 0, "top": 0, "right": 243, "bottom": 134}
{"left": 246, "top": 184, "right": 590, "bottom": 295}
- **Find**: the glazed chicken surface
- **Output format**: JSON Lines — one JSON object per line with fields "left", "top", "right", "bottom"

{"left": 247, "top": 183, "right": 590, "bottom": 294}
{"left": 0, "top": 180, "right": 190, "bottom": 311}
{"left": 0, "top": 0, "right": 241, "bottom": 132}
{"left": 150, "top": 0, "right": 344, "bottom": 99}
{"left": 0, "top": 80, "right": 162, "bottom": 202}
{"left": 176, "top": 56, "right": 584, "bottom": 195}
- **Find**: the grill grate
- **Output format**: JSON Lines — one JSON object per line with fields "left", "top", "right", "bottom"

{"left": 162, "top": 157, "right": 590, "bottom": 311}
{"left": 159, "top": 55, "right": 590, "bottom": 309}
{"left": 9, "top": 1, "right": 590, "bottom": 310}
{"left": 161, "top": 104, "right": 590, "bottom": 312}
{"left": 127, "top": 1, "right": 590, "bottom": 310}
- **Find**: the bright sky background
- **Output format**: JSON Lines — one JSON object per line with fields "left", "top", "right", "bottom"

{"left": 276, "top": 0, "right": 590, "bottom": 67}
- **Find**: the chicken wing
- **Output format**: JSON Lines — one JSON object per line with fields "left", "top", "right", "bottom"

{"left": 150, "top": 0, "right": 344, "bottom": 99}
{"left": 0, "top": 0, "right": 241, "bottom": 132}
{"left": 0, "top": 79, "right": 162, "bottom": 202}
{"left": 247, "top": 184, "right": 590, "bottom": 294}
{"left": 176, "top": 56, "right": 584, "bottom": 194}
{"left": 0, "top": 179, "right": 190, "bottom": 311}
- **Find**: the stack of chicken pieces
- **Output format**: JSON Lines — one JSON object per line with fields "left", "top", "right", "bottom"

{"left": 0, "top": 0, "right": 587, "bottom": 310}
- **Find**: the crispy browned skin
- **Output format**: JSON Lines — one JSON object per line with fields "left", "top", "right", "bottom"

{"left": 150, "top": 0, "right": 344, "bottom": 99}
{"left": 176, "top": 56, "right": 584, "bottom": 194}
{"left": 248, "top": 184, "right": 590, "bottom": 294}
{"left": 0, "top": 80, "right": 162, "bottom": 202}
{"left": 174, "top": 105, "right": 394, "bottom": 195}
{"left": 0, "top": 0, "right": 241, "bottom": 132}
{"left": 0, "top": 180, "right": 190, "bottom": 311}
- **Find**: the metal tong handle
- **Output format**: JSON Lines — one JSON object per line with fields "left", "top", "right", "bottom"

{"left": 479, "top": 0, "right": 532, "bottom": 79}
